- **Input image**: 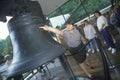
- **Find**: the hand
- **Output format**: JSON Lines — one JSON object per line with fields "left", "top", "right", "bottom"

{"left": 83, "top": 40, "right": 87, "bottom": 44}
{"left": 39, "top": 25, "right": 49, "bottom": 31}
{"left": 99, "top": 28, "right": 102, "bottom": 32}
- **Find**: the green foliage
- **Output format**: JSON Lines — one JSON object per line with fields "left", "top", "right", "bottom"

{"left": 56, "top": 25, "right": 66, "bottom": 30}
{"left": 68, "top": 6, "right": 86, "bottom": 23}
{"left": 56, "top": 26, "right": 61, "bottom": 30}
{"left": 48, "top": 0, "right": 80, "bottom": 18}
{"left": 69, "top": 0, "right": 111, "bottom": 23}
{"left": 48, "top": 0, "right": 111, "bottom": 24}
{"left": 0, "top": 55, "right": 5, "bottom": 64}
{"left": 0, "top": 40, "right": 4, "bottom": 54}
{"left": 2, "top": 36, "right": 13, "bottom": 56}
{"left": 85, "top": 0, "right": 111, "bottom": 15}
{"left": 0, "top": 36, "right": 13, "bottom": 63}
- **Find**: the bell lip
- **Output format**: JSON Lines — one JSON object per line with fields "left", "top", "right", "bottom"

{"left": 6, "top": 48, "right": 66, "bottom": 78}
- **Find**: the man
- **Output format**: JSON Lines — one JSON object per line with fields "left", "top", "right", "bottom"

{"left": 4, "top": 55, "right": 12, "bottom": 67}
{"left": 0, "top": 55, "right": 12, "bottom": 80}
{"left": 39, "top": 22, "right": 93, "bottom": 78}
{"left": 94, "top": 11, "right": 116, "bottom": 54}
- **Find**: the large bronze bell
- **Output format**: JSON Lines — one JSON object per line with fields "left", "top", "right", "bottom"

{"left": 6, "top": 13, "right": 66, "bottom": 77}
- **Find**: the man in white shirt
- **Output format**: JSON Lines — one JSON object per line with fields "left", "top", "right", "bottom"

{"left": 94, "top": 11, "right": 116, "bottom": 54}
{"left": 83, "top": 20, "right": 99, "bottom": 53}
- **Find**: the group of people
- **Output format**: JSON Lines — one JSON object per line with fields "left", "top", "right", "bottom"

{"left": 101, "top": 3, "right": 120, "bottom": 53}
{"left": 84, "top": 2, "right": 120, "bottom": 55}
{"left": 84, "top": 5, "right": 120, "bottom": 54}
{"left": 39, "top": 7, "right": 120, "bottom": 78}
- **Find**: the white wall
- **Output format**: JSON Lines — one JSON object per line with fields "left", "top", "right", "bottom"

{"left": 49, "top": 14, "right": 70, "bottom": 28}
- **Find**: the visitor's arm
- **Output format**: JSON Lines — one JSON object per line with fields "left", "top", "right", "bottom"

{"left": 39, "top": 25, "right": 63, "bottom": 36}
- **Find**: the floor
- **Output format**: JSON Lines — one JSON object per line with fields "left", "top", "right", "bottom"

{"left": 66, "top": 34, "right": 120, "bottom": 80}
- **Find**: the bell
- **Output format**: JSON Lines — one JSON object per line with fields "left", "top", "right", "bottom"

{"left": 6, "top": 13, "right": 66, "bottom": 77}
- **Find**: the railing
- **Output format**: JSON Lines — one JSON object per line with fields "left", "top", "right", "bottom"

{"left": 66, "top": 37, "right": 112, "bottom": 80}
